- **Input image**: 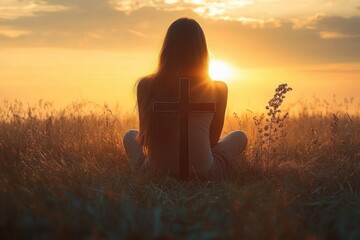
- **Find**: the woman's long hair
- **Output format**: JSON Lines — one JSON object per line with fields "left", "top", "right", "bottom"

{"left": 136, "top": 18, "right": 210, "bottom": 155}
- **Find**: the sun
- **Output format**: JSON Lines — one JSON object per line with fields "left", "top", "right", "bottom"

{"left": 209, "top": 60, "right": 235, "bottom": 82}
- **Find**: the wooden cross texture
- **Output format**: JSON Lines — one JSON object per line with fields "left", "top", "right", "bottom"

{"left": 153, "top": 78, "right": 216, "bottom": 180}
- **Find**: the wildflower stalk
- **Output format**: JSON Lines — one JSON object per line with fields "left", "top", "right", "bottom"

{"left": 253, "top": 84, "right": 292, "bottom": 162}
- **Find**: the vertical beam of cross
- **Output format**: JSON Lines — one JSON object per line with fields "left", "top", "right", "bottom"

{"left": 153, "top": 78, "right": 216, "bottom": 180}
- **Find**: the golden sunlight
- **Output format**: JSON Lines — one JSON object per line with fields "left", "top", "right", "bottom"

{"left": 209, "top": 60, "right": 235, "bottom": 82}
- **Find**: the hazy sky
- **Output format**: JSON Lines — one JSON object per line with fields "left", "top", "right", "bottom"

{"left": 1, "top": 0, "right": 360, "bottom": 65}
{"left": 1, "top": 0, "right": 360, "bottom": 113}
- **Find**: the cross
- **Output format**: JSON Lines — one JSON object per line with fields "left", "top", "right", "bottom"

{"left": 153, "top": 78, "right": 216, "bottom": 180}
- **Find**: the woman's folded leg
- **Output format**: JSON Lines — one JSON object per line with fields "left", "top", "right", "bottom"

{"left": 210, "top": 130, "right": 248, "bottom": 180}
{"left": 213, "top": 130, "right": 247, "bottom": 160}
{"left": 123, "top": 129, "right": 146, "bottom": 169}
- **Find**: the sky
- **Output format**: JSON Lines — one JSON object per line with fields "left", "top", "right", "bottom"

{"left": 1, "top": 0, "right": 360, "bottom": 114}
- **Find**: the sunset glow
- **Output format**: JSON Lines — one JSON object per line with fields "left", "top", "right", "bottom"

{"left": 209, "top": 60, "right": 235, "bottom": 82}
{"left": 0, "top": 0, "right": 359, "bottom": 113}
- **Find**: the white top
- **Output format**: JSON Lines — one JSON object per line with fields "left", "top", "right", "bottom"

{"left": 148, "top": 111, "right": 215, "bottom": 178}
{"left": 139, "top": 79, "right": 227, "bottom": 178}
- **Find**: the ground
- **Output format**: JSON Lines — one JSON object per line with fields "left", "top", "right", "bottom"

{"left": 0, "top": 93, "right": 359, "bottom": 239}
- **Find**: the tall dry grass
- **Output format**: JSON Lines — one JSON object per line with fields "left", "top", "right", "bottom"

{"left": 0, "top": 86, "right": 359, "bottom": 239}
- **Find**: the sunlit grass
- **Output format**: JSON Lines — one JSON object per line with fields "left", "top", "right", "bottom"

{"left": 0, "top": 86, "right": 359, "bottom": 239}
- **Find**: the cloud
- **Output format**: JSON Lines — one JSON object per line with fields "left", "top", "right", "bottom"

{"left": 0, "top": 2, "right": 199, "bottom": 50}
{"left": 300, "top": 63, "right": 360, "bottom": 73}
{"left": 319, "top": 31, "right": 355, "bottom": 39}
{"left": 106, "top": 0, "right": 360, "bottom": 21}
{"left": 0, "top": 26, "right": 30, "bottom": 37}
{"left": 0, "top": 0, "right": 359, "bottom": 67}
{"left": 201, "top": 15, "right": 360, "bottom": 67}
{"left": 0, "top": 0, "right": 68, "bottom": 20}
{"left": 316, "top": 15, "right": 360, "bottom": 36}
{"left": 107, "top": 0, "right": 254, "bottom": 16}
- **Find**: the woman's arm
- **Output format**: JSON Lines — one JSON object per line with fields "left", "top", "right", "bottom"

{"left": 209, "top": 81, "right": 228, "bottom": 147}
{"left": 136, "top": 78, "right": 150, "bottom": 137}
{"left": 136, "top": 78, "right": 146, "bottom": 109}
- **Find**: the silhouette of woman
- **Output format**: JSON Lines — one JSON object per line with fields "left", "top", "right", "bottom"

{"left": 123, "top": 18, "right": 247, "bottom": 180}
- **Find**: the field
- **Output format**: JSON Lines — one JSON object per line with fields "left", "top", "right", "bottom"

{"left": 0, "top": 87, "right": 359, "bottom": 239}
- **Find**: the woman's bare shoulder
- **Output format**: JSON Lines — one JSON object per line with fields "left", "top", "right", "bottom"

{"left": 212, "top": 81, "right": 228, "bottom": 95}
{"left": 137, "top": 76, "right": 154, "bottom": 93}
{"left": 138, "top": 76, "right": 152, "bottom": 88}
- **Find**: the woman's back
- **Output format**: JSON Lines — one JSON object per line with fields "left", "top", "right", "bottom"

{"left": 138, "top": 77, "right": 225, "bottom": 178}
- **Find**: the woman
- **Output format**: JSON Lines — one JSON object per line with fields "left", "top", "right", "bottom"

{"left": 123, "top": 18, "right": 247, "bottom": 180}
